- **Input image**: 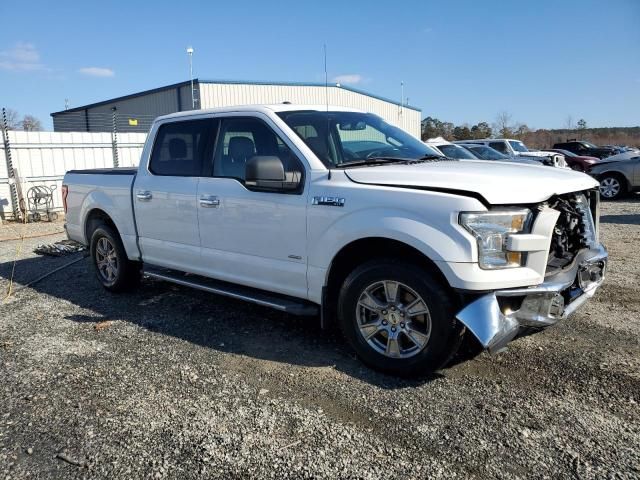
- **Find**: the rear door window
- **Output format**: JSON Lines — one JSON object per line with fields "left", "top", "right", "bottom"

{"left": 149, "top": 119, "right": 216, "bottom": 176}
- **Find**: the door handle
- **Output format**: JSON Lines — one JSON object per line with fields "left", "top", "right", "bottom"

{"left": 199, "top": 195, "right": 220, "bottom": 208}
{"left": 136, "top": 191, "right": 152, "bottom": 201}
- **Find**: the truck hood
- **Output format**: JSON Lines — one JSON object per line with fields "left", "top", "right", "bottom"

{"left": 343, "top": 160, "right": 598, "bottom": 205}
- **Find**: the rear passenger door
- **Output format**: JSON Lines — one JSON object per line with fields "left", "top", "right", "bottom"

{"left": 134, "top": 118, "right": 216, "bottom": 272}
{"left": 197, "top": 115, "right": 309, "bottom": 299}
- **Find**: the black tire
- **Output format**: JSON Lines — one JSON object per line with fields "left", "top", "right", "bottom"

{"left": 89, "top": 223, "right": 140, "bottom": 292}
{"left": 599, "top": 173, "right": 627, "bottom": 201}
{"left": 338, "top": 260, "right": 463, "bottom": 377}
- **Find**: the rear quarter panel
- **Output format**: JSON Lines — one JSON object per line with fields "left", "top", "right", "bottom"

{"left": 64, "top": 173, "right": 139, "bottom": 258}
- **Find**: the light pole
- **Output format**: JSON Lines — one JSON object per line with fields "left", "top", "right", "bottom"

{"left": 187, "top": 46, "right": 195, "bottom": 109}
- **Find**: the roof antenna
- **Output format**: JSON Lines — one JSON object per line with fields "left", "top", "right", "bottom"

{"left": 324, "top": 43, "right": 332, "bottom": 179}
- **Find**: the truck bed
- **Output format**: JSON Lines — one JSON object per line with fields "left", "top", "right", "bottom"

{"left": 63, "top": 168, "right": 139, "bottom": 258}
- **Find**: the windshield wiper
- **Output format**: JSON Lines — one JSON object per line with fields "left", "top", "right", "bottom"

{"left": 333, "top": 157, "right": 415, "bottom": 168}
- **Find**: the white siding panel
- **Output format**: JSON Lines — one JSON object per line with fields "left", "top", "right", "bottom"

{"left": 0, "top": 131, "right": 147, "bottom": 219}
{"left": 199, "top": 83, "right": 421, "bottom": 138}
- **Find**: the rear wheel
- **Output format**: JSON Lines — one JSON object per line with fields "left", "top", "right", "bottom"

{"left": 338, "top": 260, "right": 463, "bottom": 377}
{"left": 599, "top": 174, "right": 626, "bottom": 200}
{"left": 90, "top": 223, "right": 140, "bottom": 292}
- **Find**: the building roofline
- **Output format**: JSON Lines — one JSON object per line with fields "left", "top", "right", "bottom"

{"left": 51, "top": 79, "right": 421, "bottom": 117}
{"left": 50, "top": 80, "right": 195, "bottom": 116}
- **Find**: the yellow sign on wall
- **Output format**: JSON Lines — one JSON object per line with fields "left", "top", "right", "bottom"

{"left": 128, "top": 118, "right": 138, "bottom": 126}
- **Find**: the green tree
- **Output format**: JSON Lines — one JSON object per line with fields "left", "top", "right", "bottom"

{"left": 453, "top": 125, "right": 472, "bottom": 140}
{"left": 421, "top": 116, "right": 442, "bottom": 140}
{"left": 470, "top": 122, "right": 492, "bottom": 139}
{"left": 577, "top": 118, "right": 587, "bottom": 130}
{"left": 441, "top": 122, "right": 455, "bottom": 140}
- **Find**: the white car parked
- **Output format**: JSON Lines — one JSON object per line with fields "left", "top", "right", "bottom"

{"left": 62, "top": 105, "right": 606, "bottom": 376}
{"left": 424, "top": 137, "right": 479, "bottom": 160}
{"left": 457, "top": 139, "right": 568, "bottom": 168}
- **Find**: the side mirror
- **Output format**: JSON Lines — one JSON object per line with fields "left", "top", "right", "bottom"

{"left": 245, "top": 156, "right": 301, "bottom": 192}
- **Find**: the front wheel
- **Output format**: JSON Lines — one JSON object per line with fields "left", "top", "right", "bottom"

{"left": 338, "top": 260, "right": 463, "bottom": 377}
{"left": 599, "top": 174, "right": 626, "bottom": 200}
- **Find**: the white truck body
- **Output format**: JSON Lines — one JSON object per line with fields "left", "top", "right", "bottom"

{"left": 63, "top": 105, "right": 607, "bottom": 374}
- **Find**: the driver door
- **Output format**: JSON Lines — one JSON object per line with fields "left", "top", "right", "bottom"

{"left": 196, "top": 115, "right": 309, "bottom": 299}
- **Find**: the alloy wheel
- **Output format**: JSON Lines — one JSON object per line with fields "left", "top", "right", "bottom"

{"left": 95, "top": 237, "right": 118, "bottom": 283}
{"left": 600, "top": 177, "right": 621, "bottom": 198}
{"left": 355, "top": 280, "right": 432, "bottom": 359}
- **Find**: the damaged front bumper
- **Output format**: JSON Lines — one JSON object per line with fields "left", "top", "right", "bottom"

{"left": 455, "top": 244, "right": 607, "bottom": 353}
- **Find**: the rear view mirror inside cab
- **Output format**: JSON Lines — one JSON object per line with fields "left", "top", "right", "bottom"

{"left": 338, "top": 120, "right": 367, "bottom": 131}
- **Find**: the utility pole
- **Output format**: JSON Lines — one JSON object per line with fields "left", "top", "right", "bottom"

{"left": 187, "top": 46, "right": 195, "bottom": 109}
{"left": 111, "top": 107, "right": 119, "bottom": 167}
{"left": 2, "top": 108, "right": 21, "bottom": 220}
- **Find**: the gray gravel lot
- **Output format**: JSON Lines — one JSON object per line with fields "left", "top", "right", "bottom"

{"left": 1, "top": 197, "right": 639, "bottom": 479}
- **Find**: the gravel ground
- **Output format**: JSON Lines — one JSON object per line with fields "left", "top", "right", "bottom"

{"left": 0, "top": 217, "right": 65, "bottom": 242}
{"left": 0, "top": 198, "right": 639, "bottom": 479}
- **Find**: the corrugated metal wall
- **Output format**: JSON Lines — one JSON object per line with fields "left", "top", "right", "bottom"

{"left": 0, "top": 131, "right": 146, "bottom": 219}
{"left": 199, "top": 83, "right": 422, "bottom": 138}
{"left": 53, "top": 84, "right": 194, "bottom": 133}
{"left": 52, "top": 82, "right": 421, "bottom": 137}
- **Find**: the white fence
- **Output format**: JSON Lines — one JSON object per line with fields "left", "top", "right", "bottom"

{"left": 1, "top": 131, "right": 147, "bottom": 220}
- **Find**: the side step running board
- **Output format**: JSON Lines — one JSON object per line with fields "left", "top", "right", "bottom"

{"left": 142, "top": 266, "right": 318, "bottom": 316}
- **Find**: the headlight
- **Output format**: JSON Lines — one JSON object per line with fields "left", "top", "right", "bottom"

{"left": 460, "top": 209, "right": 532, "bottom": 269}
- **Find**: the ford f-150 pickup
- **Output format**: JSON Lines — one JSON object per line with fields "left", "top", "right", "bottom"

{"left": 62, "top": 105, "right": 607, "bottom": 376}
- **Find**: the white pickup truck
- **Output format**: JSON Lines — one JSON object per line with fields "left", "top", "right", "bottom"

{"left": 62, "top": 105, "right": 607, "bottom": 376}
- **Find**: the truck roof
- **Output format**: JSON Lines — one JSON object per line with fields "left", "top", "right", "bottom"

{"left": 155, "top": 104, "right": 365, "bottom": 122}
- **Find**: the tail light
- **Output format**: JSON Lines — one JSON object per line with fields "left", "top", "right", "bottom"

{"left": 61, "top": 185, "right": 68, "bottom": 213}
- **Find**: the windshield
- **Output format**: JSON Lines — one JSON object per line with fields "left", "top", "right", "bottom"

{"left": 277, "top": 111, "right": 442, "bottom": 167}
{"left": 509, "top": 140, "right": 529, "bottom": 152}
{"left": 436, "top": 144, "right": 478, "bottom": 160}
{"left": 583, "top": 141, "right": 597, "bottom": 148}
{"left": 468, "top": 145, "right": 508, "bottom": 160}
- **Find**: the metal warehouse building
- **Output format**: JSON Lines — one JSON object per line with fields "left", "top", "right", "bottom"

{"left": 51, "top": 79, "right": 421, "bottom": 138}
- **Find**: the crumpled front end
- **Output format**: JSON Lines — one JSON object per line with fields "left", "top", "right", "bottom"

{"left": 456, "top": 245, "right": 607, "bottom": 352}
{"left": 456, "top": 190, "right": 607, "bottom": 352}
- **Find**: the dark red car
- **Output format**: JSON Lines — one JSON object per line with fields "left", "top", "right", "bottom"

{"left": 546, "top": 149, "right": 601, "bottom": 171}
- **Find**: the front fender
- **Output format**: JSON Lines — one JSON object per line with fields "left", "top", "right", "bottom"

{"left": 308, "top": 207, "right": 475, "bottom": 272}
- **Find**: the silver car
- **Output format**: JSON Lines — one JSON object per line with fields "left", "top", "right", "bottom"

{"left": 588, "top": 155, "right": 640, "bottom": 200}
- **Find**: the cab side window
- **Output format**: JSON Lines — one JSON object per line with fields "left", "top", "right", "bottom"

{"left": 489, "top": 141, "right": 508, "bottom": 154}
{"left": 149, "top": 120, "right": 215, "bottom": 176}
{"left": 213, "top": 117, "right": 303, "bottom": 190}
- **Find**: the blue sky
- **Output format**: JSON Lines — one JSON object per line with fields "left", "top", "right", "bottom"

{"left": 1, "top": 0, "right": 638, "bottom": 130}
